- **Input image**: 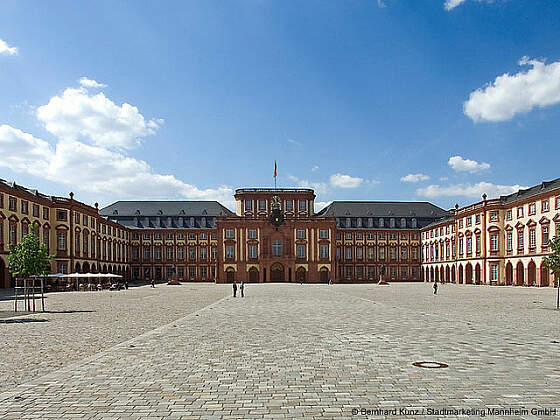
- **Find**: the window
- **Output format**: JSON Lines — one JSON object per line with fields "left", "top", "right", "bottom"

{"left": 379, "top": 232, "right": 386, "bottom": 240}
{"left": 43, "top": 229, "right": 49, "bottom": 250}
{"left": 31, "top": 204, "right": 39, "bottom": 218}
{"left": 543, "top": 227, "right": 549, "bottom": 245}
{"left": 556, "top": 197, "right": 560, "bottom": 210}
{"left": 459, "top": 219, "right": 463, "bottom": 228}
{"left": 475, "top": 215, "right": 480, "bottom": 224}
{"left": 491, "top": 264, "right": 498, "bottom": 282}
{"left": 245, "top": 200, "right": 253, "bottom": 211}
{"left": 9, "top": 224, "right": 17, "bottom": 245}
{"left": 401, "top": 234, "right": 407, "bottom": 240}
{"left": 345, "top": 266, "right": 353, "bottom": 277}
{"left": 320, "top": 245, "right": 329, "bottom": 259}
{"left": 390, "top": 247, "right": 396, "bottom": 260}
{"left": 83, "top": 235, "right": 88, "bottom": 256}
{"left": 345, "top": 247, "right": 352, "bottom": 260}
{"left": 368, "top": 266, "right": 376, "bottom": 279}
{"left": 154, "top": 233, "right": 161, "bottom": 240}
{"left": 177, "top": 247, "right": 185, "bottom": 260}
{"left": 296, "top": 229, "right": 306, "bottom": 239}
{"left": 412, "top": 247, "right": 418, "bottom": 260}
{"left": 490, "top": 233, "right": 498, "bottom": 251}
{"left": 226, "top": 245, "right": 235, "bottom": 259}
{"left": 506, "top": 232, "right": 513, "bottom": 251}
{"left": 506, "top": 209, "right": 512, "bottom": 221}
{"left": 43, "top": 207, "right": 49, "bottom": 220}
{"left": 476, "top": 235, "right": 481, "bottom": 254}
{"left": 8, "top": 197, "right": 16, "bottom": 211}
{"left": 143, "top": 233, "right": 150, "bottom": 240}
{"left": 367, "top": 247, "right": 374, "bottom": 260}
{"left": 466, "top": 217, "right": 472, "bottom": 227}
{"left": 188, "top": 233, "right": 196, "bottom": 240}
{"left": 74, "top": 212, "right": 80, "bottom": 224}
{"left": 379, "top": 218, "right": 384, "bottom": 228}
{"left": 401, "top": 247, "right": 408, "bottom": 260}
{"left": 298, "top": 200, "right": 307, "bottom": 211}
{"left": 390, "top": 233, "right": 396, "bottom": 240}
{"left": 379, "top": 247, "right": 385, "bottom": 260}
{"left": 177, "top": 267, "right": 184, "bottom": 278}
{"left": 225, "top": 229, "right": 234, "bottom": 239}
{"left": 248, "top": 229, "right": 257, "bottom": 239}
{"left": 272, "top": 240, "right": 283, "bottom": 257}
{"left": 200, "top": 247, "right": 207, "bottom": 260}
{"left": 189, "top": 267, "right": 196, "bottom": 278}
{"left": 201, "top": 267, "right": 207, "bottom": 278}
{"left": 166, "top": 247, "right": 173, "bottom": 260}
{"left": 285, "top": 200, "right": 293, "bottom": 211}
{"left": 356, "top": 247, "right": 363, "bottom": 260}
{"left": 529, "top": 229, "right": 536, "bottom": 249}
{"left": 143, "top": 247, "right": 150, "bottom": 261}
{"left": 319, "top": 229, "right": 329, "bottom": 239}
{"left": 189, "top": 248, "right": 196, "bottom": 260}
{"left": 211, "top": 247, "right": 217, "bottom": 260}
{"left": 518, "top": 230, "right": 524, "bottom": 250}
{"left": 249, "top": 245, "right": 258, "bottom": 259}
{"left": 367, "top": 233, "right": 375, "bottom": 240}
{"left": 390, "top": 267, "right": 397, "bottom": 278}
{"left": 401, "top": 267, "right": 407, "bottom": 279}
{"left": 490, "top": 211, "right": 498, "bottom": 222}
{"left": 83, "top": 215, "right": 88, "bottom": 226}
{"left": 467, "top": 237, "right": 472, "bottom": 254}
{"left": 258, "top": 200, "right": 266, "bottom": 211}
{"left": 200, "top": 233, "right": 207, "bottom": 240}
{"left": 459, "top": 238, "right": 463, "bottom": 255}
{"left": 401, "top": 218, "right": 406, "bottom": 228}
{"left": 57, "top": 232, "right": 66, "bottom": 250}
{"left": 517, "top": 207, "right": 523, "bottom": 218}
{"left": 297, "top": 244, "right": 306, "bottom": 258}
{"left": 154, "top": 247, "right": 161, "bottom": 260}
{"left": 357, "top": 233, "right": 363, "bottom": 241}
{"left": 166, "top": 266, "right": 174, "bottom": 279}
{"left": 211, "top": 232, "right": 217, "bottom": 240}
{"left": 21, "top": 200, "right": 28, "bottom": 214}
{"left": 166, "top": 233, "right": 173, "bottom": 240}
{"left": 0, "top": 193, "right": 3, "bottom": 209}
{"left": 57, "top": 210, "right": 67, "bottom": 221}
{"left": 390, "top": 218, "right": 395, "bottom": 228}
{"left": 177, "top": 233, "right": 184, "bottom": 240}
{"left": 345, "top": 233, "right": 352, "bottom": 240}
{"left": 356, "top": 266, "right": 364, "bottom": 278}
{"left": 529, "top": 203, "right": 536, "bottom": 215}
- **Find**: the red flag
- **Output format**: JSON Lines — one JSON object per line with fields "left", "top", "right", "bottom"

{"left": 274, "top": 161, "right": 277, "bottom": 178}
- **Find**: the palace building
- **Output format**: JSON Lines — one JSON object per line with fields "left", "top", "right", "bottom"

{"left": 1, "top": 177, "right": 559, "bottom": 288}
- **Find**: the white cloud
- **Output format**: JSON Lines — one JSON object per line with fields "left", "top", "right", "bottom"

{"left": 0, "top": 125, "right": 234, "bottom": 205}
{"left": 288, "top": 175, "right": 328, "bottom": 194}
{"left": 444, "top": 0, "right": 467, "bottom": 10}
{"left": 36, "top": 87, "right": 161, "bottom": 149}
{"left": 377, "top": 0, "right": 387, "bottom": 8}
{"left": 448, "top": 155, "right": 490, "bottom": 173}
{"left": 311, "top": 165, "right": 319, "bottom": 172}
{"left": 464, "top": 57, "right": 560, "bottom": 122}
{"left": 0, "top": 38, "right": 18, "bottom": 55}
{"left": 439, "top": 176, "right": 449, "bottom": 181}
{"left": 287, "top": 138, "right": 302, "bottom": 146}
{"left": 330, "top": 173, "right": 364, "bottom": 189}
{"left": 417, "top": 182, "right": 525, "bottom": 199}
{"left": 79, "top": 77, "right": 107, "bottom": 89}
{"left": 400, "top": 173, "right": 430, "bottom": 183}
{"left": 314, "top": 201, "right": 332, "bottom": 212}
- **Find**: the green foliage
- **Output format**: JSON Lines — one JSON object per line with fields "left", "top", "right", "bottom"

{"left": 543, "top": 235, "right": 560, "bottom": 286}
{"left": 8, "top": 225, "right": 53, "bottom": 278}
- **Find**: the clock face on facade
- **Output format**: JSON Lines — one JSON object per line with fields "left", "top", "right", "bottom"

{"left": 269, "top": 209, "right": 285, "bottom": 227}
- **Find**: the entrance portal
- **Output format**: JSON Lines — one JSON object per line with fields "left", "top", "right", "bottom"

{"left": 270, "top": 263, "right": 284, "bottom": 282}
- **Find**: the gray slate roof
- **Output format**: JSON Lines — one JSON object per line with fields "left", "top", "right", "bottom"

{"left": 100, "top": 201, "right": 234, "bottom": 217}
{"left": 500, "top": 177, "right": 560, "bottom": 205}
{"left": 316, "top": 201, "right": 450, "bottom": 218}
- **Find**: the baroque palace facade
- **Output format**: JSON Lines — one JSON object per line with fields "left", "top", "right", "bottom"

{"left": 0, "top": 177, "right": 559, "bottom": 288}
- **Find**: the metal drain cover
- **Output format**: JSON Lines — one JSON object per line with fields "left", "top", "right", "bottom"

{"left": 412, "top": 361, "right": 449, "bottom": 368}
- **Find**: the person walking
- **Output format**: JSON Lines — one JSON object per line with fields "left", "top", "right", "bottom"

{"left": 433, "top": 281, "right": 438, "bottom": 295}
{"left": 151, "top": 278, "right": 155, "bottom": 288}
{"left": 233, "top": 281, "right": 237, "bottom": 297}
{"left": 240, "top": 281, "right": 244, "bottom": 298}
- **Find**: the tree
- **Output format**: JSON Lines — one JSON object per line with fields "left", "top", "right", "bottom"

{"left": 543, "top": 235, "right": 560, "bottom": 310}
{"left": 8, "top": 225, "right": 52, "bottom": 278}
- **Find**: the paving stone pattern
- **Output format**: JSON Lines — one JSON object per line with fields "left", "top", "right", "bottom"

{"left": 1, "top": 283, "right": 559, "bottom": 419}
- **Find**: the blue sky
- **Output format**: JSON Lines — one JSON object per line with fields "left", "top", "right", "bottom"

{"left": 1, "top": 0, "right": 560, "bottom": 211}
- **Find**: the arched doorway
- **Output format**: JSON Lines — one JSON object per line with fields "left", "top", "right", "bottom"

{"left": 430, "top": 267, "right": 434, "bottom": 282}
{"left": 440, "top": 266, "right": 444, "bottom": 283}
{"left": 320, "top": 267, "right": 329, "bottom": 283}
{"left": 83, "top": 262, "right": 90, "bottom": 273}
{"left": 465, "top": 264, "right": 473, "bottom": 284}
{"left": 527, "top": 261, "right": 536, "bottom": 286}
{"left": 248, "top": 267, "right": 258, "bottom": 283}
{"left": 91, "top": 263, "right": 97, "bottom": 273}
{"left": 435, "top": 268, "right": 439, "bottom": 282}
{"left": 452, "top": 266, "right": 456, "bottom": 283}
{"left": 515, "top": 262, "right": 524, "bottom": 286}
{"left": 540, "top": 265, "right": 549, "bottom": 287}
{"left": 296, "top": 267, "right": 306, "bottom": 283}
{"left": 459, "top": 264, "right": 463, "bottom": 284}
{"left": 75, "top": 262, "right": 81, "bottom": 273}
{"left": 226, "top": 267, "right": 235, "bottom": 283}
{"left": 270, "top": 263, "right": 284, "bottom": 282}
{"left": 505, "top": 262, "right": 513, "bottom": 285}
{"left": 445, "top": 266, "right": 450, "bottom": 283}
{"left": 475, "top": 264, "right": 481, "bottom": 285}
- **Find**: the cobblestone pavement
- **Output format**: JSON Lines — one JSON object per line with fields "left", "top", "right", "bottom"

{"left": 1, "top": 283, "right": 559, "bottom": 419}
{"left": 0, "top": 283, "right": 230, "bottom": 394}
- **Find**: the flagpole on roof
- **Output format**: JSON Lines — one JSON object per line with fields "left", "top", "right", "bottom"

{"left": 274, "top": 160, "right": 277, "bottom": 189}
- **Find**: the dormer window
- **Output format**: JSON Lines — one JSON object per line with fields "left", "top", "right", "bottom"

{"left": 379, "top": 218, "right": 384, "bottom": 228}
{"left": 411, "top": 218, "right": 417, "bottom": 228}
{"left": 401, "top": 218, "right": 406, "bottom": 228}
{"left": 390, "top": 218, "right": 395, "bottom": 228}
{"left": 190, "top": 217, "right": 195, "bottom": 226}
{"left": 201, "top": 217, "right": 206, "bottom": 227}
{"left": 258, "top": 200, "right": 266, "bottom": 211}
{"left": 357, "top": 218, "right": 362, "bottom": 227}
{"left": 368, "top": 217, "right": 373, "bottom": 227}
{"left": 346, "top": 217, "right": 350, "bottom": 227}
{"left": 245, "top": 200, "right": 253, "bottom": 211}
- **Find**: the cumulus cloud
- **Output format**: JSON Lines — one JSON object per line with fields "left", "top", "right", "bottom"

{"left": 464, "top": 57, "right": 560, "bottom": 122}
{"left": 417, "top": 182, "right": 525, "bottom": 199}
{"left": 36, "top": 86, "right": 161, "bottom": 149}
{"left": 78, "top": 77, "right": 107, "bottom": 89}
{"left": 400, "top": 173, "right": 430, "bottom": 183}
{"left": 329, "top": 173, "right": 364, "bottom": 189}
{"left": 448, "top": 155, "right": 490, "bottom": 173}
{"left": 0, "top": 38, "right": 18, "bottom": 55}
{"left": 0, "top": 125, "right": 53, "bottom": 174}
{"left": 288, "top": 175, "right": 328, "bottom": 194}
{"left": 444, "top": 0, "right": 492, "bottom": 10}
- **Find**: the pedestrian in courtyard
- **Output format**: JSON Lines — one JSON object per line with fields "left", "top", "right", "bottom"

{"left": 240, "top": 281, "right": 244, "bottom": 297}
{"left": 151, "top": 278, "right": 155, "bottom": 288}
{"left": 233, "top": 281, "right": 237, "bottom": 297}
{"left": 433, "top": 281, "right": 438, "bottom": 295}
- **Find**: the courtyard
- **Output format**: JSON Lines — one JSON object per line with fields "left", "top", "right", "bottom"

{"left": 0, "top": 282, "right": 559, "bottom": 419}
